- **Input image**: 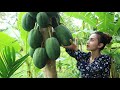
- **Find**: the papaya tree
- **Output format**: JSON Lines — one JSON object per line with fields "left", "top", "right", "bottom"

{"left": 18, "top": 12, "right": 74, "bottom": 78}
{"left": 17, "top": 12, "right": 120, "bottom": 78}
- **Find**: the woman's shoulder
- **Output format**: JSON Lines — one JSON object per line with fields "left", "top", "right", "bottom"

{"left": 99, "top": 54, "right": 112, "bottom": 63}
{"left": 101, "top": 54, "right": 111, "bottom": 59}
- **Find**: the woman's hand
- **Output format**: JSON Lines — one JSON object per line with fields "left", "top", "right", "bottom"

{"left": 62, "top": 39, "right": 78, "bottom": 51}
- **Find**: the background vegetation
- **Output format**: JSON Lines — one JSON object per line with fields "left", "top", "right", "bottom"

{"left": 0, "top": 12, "right": 120, "bottom": 78}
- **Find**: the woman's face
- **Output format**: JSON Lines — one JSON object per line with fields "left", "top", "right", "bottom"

{"left": 86, "top": 34, "right": 100, "bottom": 51}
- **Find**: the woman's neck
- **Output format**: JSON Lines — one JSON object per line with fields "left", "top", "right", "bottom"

{"left": 91, "top": 50, "right": 101, "bottom": 60}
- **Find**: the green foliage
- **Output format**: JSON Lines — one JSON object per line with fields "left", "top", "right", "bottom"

{"left": 64, "top": 12, "right": 120, "bottom": 35}
{"left": 56, "top": 47, "right": 80, "bottom": 78}
{"left": 17, "top": 12, "right": 29, "bottom": 53}
{"left": 63, "top": 12, "right": 120, "bottom": 78}
{"left": 64, "top": 12, "right": 97, "bottom": 28}
{"left": 0, "top": 46, "right": 29, "bottom": 78}
{"left": 102, "top": 44, "right": 120, "bottom": 78}
{"left": 1, "top": 12, "right": 120, "bottom": 78}
{"left": 0, "top": 32, "right": 21, "bottom": 52}
{"left": 94, "top": 12, "right": 115, "bottom": 34}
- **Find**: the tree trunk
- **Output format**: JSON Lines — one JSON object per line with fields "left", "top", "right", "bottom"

{"left": 40, "top": 27, "right": 57, "bottom": 78}
{"left": 43, "top": 60, "right": 57, "bottom": 78}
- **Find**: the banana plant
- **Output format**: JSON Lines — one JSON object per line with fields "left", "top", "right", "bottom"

{"left": 64, "top": 12, "right": 120, "bottom": 35}
{"left": 64, "top": 12, "right": 97, "bottom": 28}
{"left": 0, "top": 46, "right": 29, "bottom": 78}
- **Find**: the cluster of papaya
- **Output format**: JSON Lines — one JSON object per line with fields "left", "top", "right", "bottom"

{"left": 21, "top": 12, "right": 73, "bottom": 69}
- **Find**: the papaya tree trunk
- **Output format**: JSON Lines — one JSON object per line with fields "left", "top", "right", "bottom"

{"left": 40, "top": 27, "right": 57, "bottom": 78}
{"left": 43, "top": 60, "right": 57, "bottom": 78}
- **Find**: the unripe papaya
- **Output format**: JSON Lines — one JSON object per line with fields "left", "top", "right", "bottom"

{"left": 46, "top": 12, "right": 59, "bottom": 18}
{"left": 29, "top": 47, "right": 35, "bottom": 58}
{"left": 33, "top": 48, "right": 48, "bottom": 69}
{"left": 28, "top": 12, "right": 39, "bottom": 19}
{"left": 36, "top": 12, "right": 50, "bottom": 28}
{"left": 45, "top": 37, "right": 60, "bottom": 60}
{"left": 22, "top": 13, "right": 36, "bottom": 31}
{"left": 54, "top": 24, "right": 73, "bottom": 46}
{"left": 28, "top": 26, "right": 43, "bottom": 49}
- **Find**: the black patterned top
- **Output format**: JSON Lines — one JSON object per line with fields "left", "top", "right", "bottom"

{"left": 66, "top": 49, "right": 111, "bottom": 78}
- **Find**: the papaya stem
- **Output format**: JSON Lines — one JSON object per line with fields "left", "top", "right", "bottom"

{"left": 48, "top": 27, "right": 51, "bottom": 38}
{"left": 41, "top": 41, "right": 44, "bottom": 48}
{"left": 34, "top": 23, "right": 36, "bottom": 29}
{"left": 55, "top": 17, "right": 59, "bottom": 26}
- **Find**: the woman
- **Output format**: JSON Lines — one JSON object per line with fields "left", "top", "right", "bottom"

{"left": 63, "top": 31, "right": 112, "bottom": 78}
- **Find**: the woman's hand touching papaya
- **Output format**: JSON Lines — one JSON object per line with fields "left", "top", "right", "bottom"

{"left": 62, "top": 39, "right": 78, "bottom": 51}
